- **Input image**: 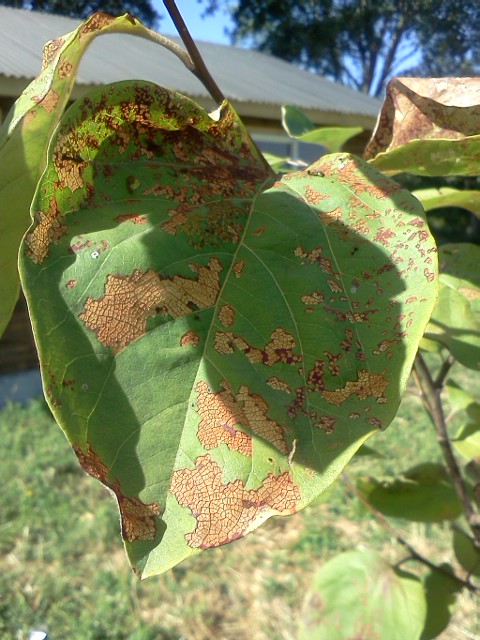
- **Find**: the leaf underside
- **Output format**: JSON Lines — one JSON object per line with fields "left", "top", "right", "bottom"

{"left": 19, "top": 81, "right": 437, "bottom": 577}
{"left": 365, "top": 77, "right": 480, "bottom": 176}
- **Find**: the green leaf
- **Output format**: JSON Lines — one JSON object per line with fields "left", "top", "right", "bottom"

{"left": 413, "top": 187, "right": 480, "bottom": 218}
{"left": 0, "top": 12, "right": 161, "bottom": 338}
{"left": 282, "top": 105, "right": 362, "bottom": 152}
{"left": 354, "top": 444, "right": 383, "bottom": 458}
{"left": 425, "top": 244, "right": 480, "bottom": 369}
{"left": 365, "top": 77, "right": 480, "bottom": 176}
{"left": 420, "top": 566, "right": 461, "bottom": 640}
{"left": 357, "top": 463, "right": 463, "bottom": 522}
{"left": 299, "top": 549, "right": 427, "bottom": 640}
{"left": 446, "top": 381, "right": 479, "bottom": 416}
{"left": 261, "top": 151, "right": 291, "bottom": 172}
{"left": 19, "top": 82, "right": 437, "bottom": 577}
{"left": 453, "top": 528, "right": 480, "bottom": 577}
{"left": 453, "top": 423, "right": 480, "bottom": 460}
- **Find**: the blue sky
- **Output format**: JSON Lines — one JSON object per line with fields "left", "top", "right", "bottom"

{"left": 152, "top": 1, "right": 234, "bottom": 44}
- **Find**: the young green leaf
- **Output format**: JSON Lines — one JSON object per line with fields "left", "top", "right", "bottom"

{"left": 453, "top": 422, "right": 480, "bottom": 460}
{"left": 446, "top": 381, "right": 479, "bottom": 416}
{"left": 282, "top": 105, "right": 363, "bottom": 152}
{"left": 425, "top": 244, "right": 480, "bottom": 369}
{"left": 413, "top": 187, "right": 480, "bottom": 219}
{"left": 0, "top": 12, "right": 168, "bottom": 338}
{"left": 357, "top": 463, "right": 463, "bottom": 522}
{"left": 299, "top": 549, "right": 427, "bottom": 640}
{"left": 453, "top": 528, "right": 480, "bottom": 577}
{"left": 19, "top": 81, "right": 437, "bottom": 576}
{"left": 365, "top": 77, "right": 480, "bottom": 176}
{"left": 420, "top": 566, "right": 461, "bottom": 640}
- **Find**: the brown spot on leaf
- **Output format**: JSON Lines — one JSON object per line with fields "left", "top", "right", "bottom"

{"left": 304, "top": 185, "right": 329, "bottom": 204}
{"left": 267, "top": 377, "right": 292, "bottom": 394}
{"left": 58, "top": 60, "right": 73, "bottom": 79}
{"left": 306, "top": 360, "right": 326, "bottom": 391}
{"left": 327, "top": 279, "right": 344, "bottom": 293}
{"left": 180, "top": 331, "right": 200, "bottom": 347}
{"left": 73, "top": 444, "right": 161, "bottom": 542}
{"left": 25, "top": 198, "right": 66, "bottom": 263}
{"left": 373, "top": 338, "right": 399, "bottom": 355}
{"left": 374, "top": 227, "right": 396, "bottom": 247}
{"left": 314, "top": 416, "right": 337, "bottom": 433}
{"left": 214, "top": 328, "right": 302, "bottom": 367}
{"left": 301, "top": 291, "right": 325, "bottom": 306}
{"left": 233, "top": 260, "right": 245, "bottom": 278}
{"left": 170, "top": 454, "right": 300, "bottom": 548}
{"left": 237, "top": 386, "right": 289, "bottom": 454}
{"left": 115, "top": 213, "right": 148, "bottom": 224}
{"left": 322, "top": 370, "right": 388, "bottom": 406}
{"left": 41, "top": 38, "right": 64, "bottom": 69}
{"left": 80, "top": 257, "right": 222, "bottom": 353}
{"left": 79, "top": 12, "right": 114, "bottom": 35}
{"left": 196, "top": 381, "right": 288, "bottom": 455}
{"left": 34, "top": 89, "right": 60, "bottom": 113}
{"left": 196, "top": 380, "right": 252, "bottom": 456}
{"left": 218, "top": 304, "right": 235, "bottom": 327}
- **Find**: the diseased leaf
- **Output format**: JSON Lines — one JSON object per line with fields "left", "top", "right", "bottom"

{"left": 420, "top": 566, "right": 461, "bottom": 640}
{"left": 357, "top": 463, "right": 463, "bottom": 522}
{"left": 365, "top": 77, "right": 480, "bottom": 176}
{"left": 282, "top": 105, "right": 362, "bottom": 152}
{"left": 425, "top": 244, "right": 480, "bottom": 369}
{"left": 413, "top": 187, "right": 480, "bottom": 219}
{"left": 453, "top": 528, "right": 480, "bottom": 577}
{"left": 299, "top": 549, "right": 427, "bottom": 640}
{"left": 19, "top": 81, "right": 437, "bottom": 577}
{"left": 0, "top": 12, "right": 158, "bottom": 337}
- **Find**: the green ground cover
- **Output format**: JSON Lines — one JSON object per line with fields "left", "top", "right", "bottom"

{"left": 0, "top": 364, "right": 478, "bottom": 640}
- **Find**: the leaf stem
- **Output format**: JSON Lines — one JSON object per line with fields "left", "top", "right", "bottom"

{"left": 413, "top": 352, "right": 480, "bottom": 544}
{"left": 163, "top": 0, "right": 226, "bottom": 104}
{"left": 342, "top": 472, "right": 478, "bottom": 592}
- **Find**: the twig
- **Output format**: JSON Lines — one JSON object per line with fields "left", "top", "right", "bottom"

{"left": 413, "top": 352, "right": 480, "bottom": 544}
{"left": 434, "top": 353, "right": 456, "bottom": 390}
{"left": 342, "top": 472, "right": 478, "bottom": 592}
{"left": 163, "top": 0, "right": 225, "bottom": 104}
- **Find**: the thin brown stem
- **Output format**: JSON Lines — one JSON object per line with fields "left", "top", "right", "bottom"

{"left": 343, "top": 473, "right": 478, "bottom": 592}
{"left": 434, "top": 353, "right": 456, "bottom": 390}
{"left": 414, "top": 352, "right": 480, "bottom": 543}
{"left": 163, "top": 0, "right": 225, "bottom": 104}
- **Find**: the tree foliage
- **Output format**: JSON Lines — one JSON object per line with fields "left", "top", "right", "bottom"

{"left": 0, "top": 0, "right": 159, "bottom": 27}
{"left": 202, "top": 0, "right": 480, "bottom": 97}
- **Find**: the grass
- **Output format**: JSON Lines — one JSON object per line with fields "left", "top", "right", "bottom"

{"left": 0, "top": 361, "right": 479, "bottom": 640}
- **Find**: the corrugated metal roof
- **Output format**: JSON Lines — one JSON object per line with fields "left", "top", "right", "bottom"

{"left": 0, "top": 6, "right": 381, "bottom": 121}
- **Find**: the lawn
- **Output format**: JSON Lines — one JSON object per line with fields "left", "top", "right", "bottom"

{"left": 0, "top": 363, "right": 478, "bottom": 640}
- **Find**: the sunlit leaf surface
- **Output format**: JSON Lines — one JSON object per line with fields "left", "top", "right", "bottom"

{"left": 282, "top": 104, "right": 362, "bottom": 152}
{"left": 19, "top": 81, "right": 437, "bottom": 576}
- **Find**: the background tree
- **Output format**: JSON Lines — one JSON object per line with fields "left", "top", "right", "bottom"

{"left": 202, "top": 0, "right": 480, "bottom": 97}
{"left": 0, "top": 0, "right": 160, "bottom": 27}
